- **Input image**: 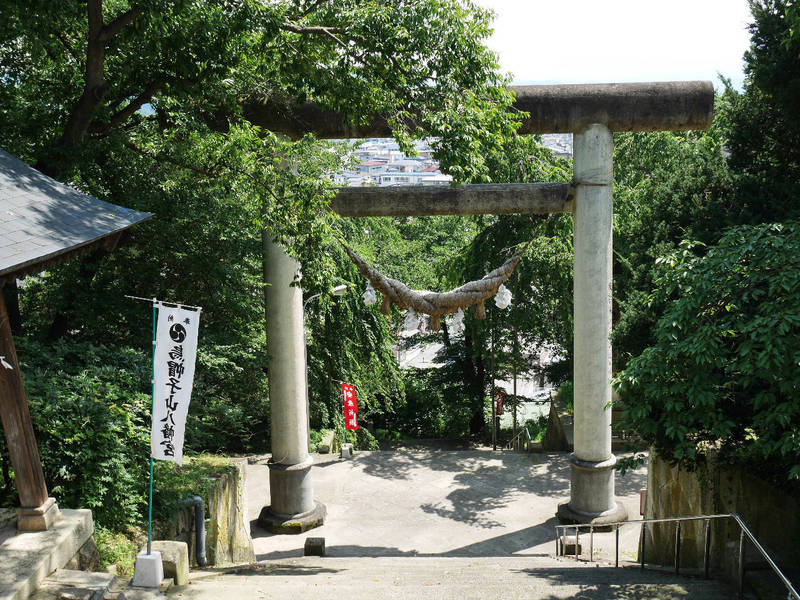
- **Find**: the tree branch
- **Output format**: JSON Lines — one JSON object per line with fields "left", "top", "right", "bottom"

{"left": 279, "top": 22, "right": 347, "bottom": 47}
{"left": 99, "top": 4, "right": 143, "bottom": 41}
{"left": 92, "top": 79, "right": 164, "bottom": 136}
{"left": 56, "top": 32, "right": 83, "bottom": 65}
{"left": 124, "top": 142, "right": 220, "bottom": 178}
{"left": 289, "top": 0, "right": 330, "bottom": 20}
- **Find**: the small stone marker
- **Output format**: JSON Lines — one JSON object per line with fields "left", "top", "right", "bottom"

{"left": 304, "top": 537, "right": 326, "bottom": 557}
{"left": 144, "top": 540, "right": 189, "bottom": 586}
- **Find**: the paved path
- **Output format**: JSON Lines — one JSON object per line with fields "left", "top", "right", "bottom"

{"left": 245, "top": 448, "right": 646, "bottom": 561}
{"left": 171, "top": 556, "right": 734, "bottom": 599}
{"left": 166, "top": 448, "right": 732, "bottom": 598}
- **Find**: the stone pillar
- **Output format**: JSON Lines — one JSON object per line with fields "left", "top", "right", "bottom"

{"left": 557, "top": 123, "right": 627, "bottom": 525}
{"left": 257, "top": 237, "right": 325, "bottom": 534}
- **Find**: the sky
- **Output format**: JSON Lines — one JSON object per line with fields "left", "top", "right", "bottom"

{"left": 474, "top": 0, "right": 753, "bottom": 90}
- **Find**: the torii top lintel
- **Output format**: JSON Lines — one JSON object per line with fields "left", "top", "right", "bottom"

{"left": 244, "top": 81, "right": 714, "bottom": 139}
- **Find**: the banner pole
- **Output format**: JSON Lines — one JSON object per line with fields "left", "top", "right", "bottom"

{"left": 147, "top": 299, "right": 157, "bottom": 555}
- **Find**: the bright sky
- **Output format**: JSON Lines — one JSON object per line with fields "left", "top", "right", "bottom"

{"left": 474, "top": 0, "right": 753, "bottom": 90}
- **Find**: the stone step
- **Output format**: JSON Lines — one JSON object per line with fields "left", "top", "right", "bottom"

{"left": 0, "top": 510, "right": 93, "bottom": 600}
{"left": 179, "top": 556, "right": 737, "bottom": 600}
{"left": 29, "top": 569, "right": 115, "bottom": 600}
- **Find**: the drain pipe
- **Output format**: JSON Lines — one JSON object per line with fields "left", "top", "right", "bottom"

{"left": 182, "top": 496, "right": 208, "bottom": 566}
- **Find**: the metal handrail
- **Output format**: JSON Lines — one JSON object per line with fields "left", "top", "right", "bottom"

{"left": 554, "top": 513, "right": 799, "bottom": 600}
{"left": 504, "top": 426, "right": 530, "bottom": 451}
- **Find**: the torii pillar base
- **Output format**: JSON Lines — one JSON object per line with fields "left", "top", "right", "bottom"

{"left": 557, "top": 455, "right": 627, "bottom": 526}
{"left": 258, "top": 457, "right": 326, "bottom": 534}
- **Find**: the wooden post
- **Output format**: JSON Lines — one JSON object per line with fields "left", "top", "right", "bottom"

{"left": 0, "top": 292, "right": 60, "bottom": 530}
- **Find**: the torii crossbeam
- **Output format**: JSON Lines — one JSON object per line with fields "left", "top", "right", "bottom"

{"left": 258, "top": 81, "right": 714, "bottom": 531}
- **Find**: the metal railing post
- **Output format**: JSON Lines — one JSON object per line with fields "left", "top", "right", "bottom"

{"left": 551, "top": 514, "right": 799, "bottom": 600}
{"left": 703, "top": 519, "right": 711, "bottom": 579}
{"left": 738, "top": 529, "right": 745, "bottom": 599}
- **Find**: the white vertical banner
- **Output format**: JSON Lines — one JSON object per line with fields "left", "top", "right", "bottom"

{"left": 151, "top": 303, "right": 201, "bottom": 464}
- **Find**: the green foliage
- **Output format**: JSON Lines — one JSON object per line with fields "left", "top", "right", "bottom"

{"left": 557, "top": 380, "right": 574, "bottom": 415}
{"left": 15, "top": 338, "right": 151, "bottom": 530}
{"left": 94, "top": 525, "right": 141, "bottom": 577}
{"left": 393, "top": 368, "right": 476, "bottom": 439}
{"left": 614, "top": 223, "right": 800, "bottom": 482}
{"left": 612, "top": 128, "right": 736, "bottom": 364}
{"left": 152, "top": 454, "right": 234, "bottom": 525}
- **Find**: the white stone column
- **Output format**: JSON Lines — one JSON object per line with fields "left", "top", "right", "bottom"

{"left": 258, "top": 236, "right": 325, "bottom": 533}
{"left": 558, "top": 123, "right": 628, "bottom": 524}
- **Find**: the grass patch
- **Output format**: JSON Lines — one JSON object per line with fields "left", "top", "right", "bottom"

{"left": 95, "top": 525, "right": 142, "bottom": 577}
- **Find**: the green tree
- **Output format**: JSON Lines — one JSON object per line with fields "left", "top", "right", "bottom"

{"left": 614, "top": 223, "right": 800, "bottom": 483}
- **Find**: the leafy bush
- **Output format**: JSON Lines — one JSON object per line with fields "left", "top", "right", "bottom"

{"left": 614, "top": 222, "right": 800, "bottom": 482}
{"left": 17, "top": 338, "right": 151, "bottom": 530}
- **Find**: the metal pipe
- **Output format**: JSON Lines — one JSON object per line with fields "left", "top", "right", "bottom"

{"left": 575, "top": 526, "right": 580, "bottom": 561}
{"left": 615, "top": 526, "right": 619, "bottom": 568}
{"left": 640, "top": 522, "right": 646, "bottom": 571}
{"left": 182, "top": 496, "right": 208, "bottom": 567}
{"left": 589, "top": 526, "right": 594, "bottom": 562}
{"left": 704, "top": 519, "right": 711, "bottom": 580}
{"left": 675, "top": 521, "right": 681, "bottom": 575}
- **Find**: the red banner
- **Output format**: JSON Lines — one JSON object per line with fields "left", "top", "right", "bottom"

{"left": 342, "top": 383, "right": 359, "bottom": 430}
{"left": 495, "top": 390, "right": 506, "bottom": 416}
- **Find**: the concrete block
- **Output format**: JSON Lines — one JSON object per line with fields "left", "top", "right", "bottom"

{"left": 304, "top": 537, "right": 325, "bottom": 557}
{"left": 340, "top": 443, "right": 353, "bottom": 459}
{"left": 132, "top": 551, "right": 164, "bottom": 588}
{"left": 143, "top": 541, "right": 189, "bottom": 586}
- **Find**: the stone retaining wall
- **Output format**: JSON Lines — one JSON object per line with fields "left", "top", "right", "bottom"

{"left": 643, "top": 452, "right": 799, "bottom": 577}
{"left": 158, "top": 457, "right": 254, "bottom": 567}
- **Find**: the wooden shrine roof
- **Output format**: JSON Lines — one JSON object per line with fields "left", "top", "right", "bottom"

{"left": 0, "top": 149, "right": 152, "bottom": 284}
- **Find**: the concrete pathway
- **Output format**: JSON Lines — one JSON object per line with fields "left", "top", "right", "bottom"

{"left": 245, "top": 448, "right": 646, "bottom": 561}
{"left": 172, "top": 556, "right": 733, "bottom": 599}
{"left": 166, "top": 448, "right": 735, "bottom": 599}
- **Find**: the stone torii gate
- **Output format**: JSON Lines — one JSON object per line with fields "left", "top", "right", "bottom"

{"left": 258, "top": 81, "right": 714, "bottom": 532}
